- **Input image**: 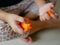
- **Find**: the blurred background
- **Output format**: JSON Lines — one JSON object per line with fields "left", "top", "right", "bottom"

{"left": 0, "top": 0, "right": 60, "bottom": 45}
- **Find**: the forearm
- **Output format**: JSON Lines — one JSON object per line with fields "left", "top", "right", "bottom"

{"left": 0, "top": 9, "right": 9, "bottom": 21}
{"left": 26, "top": 12, "right": 60, "bottom": 35}
{"left": 34, "top": 0, "right": 46, "bottom": 8}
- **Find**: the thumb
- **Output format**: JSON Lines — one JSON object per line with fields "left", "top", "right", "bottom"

{"left": 48, "top": 3, "right": 55, "bottom": 8}
{"left": 10, "top": 21, "right": 24, "bottom": 34}
{"left": 16, "top": 16, "right": 24, "bottom": 22}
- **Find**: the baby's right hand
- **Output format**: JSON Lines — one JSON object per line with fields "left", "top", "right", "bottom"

{"left": 39, "top": 3, "right": 58, "bottom": 21}
{"left": 5, "top": 14, "right": 25, "bottom": 34}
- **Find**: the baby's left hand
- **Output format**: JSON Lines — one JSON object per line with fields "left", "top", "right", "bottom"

{"left": 39, "top": 3, "right": 58, "bottom": 21}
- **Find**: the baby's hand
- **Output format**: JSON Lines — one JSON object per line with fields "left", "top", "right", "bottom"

{"left": 39, "top": 3, "right": 58, "bottom": 21}
{"left": 5, "top": 14, "right": 24, "bottom": 34}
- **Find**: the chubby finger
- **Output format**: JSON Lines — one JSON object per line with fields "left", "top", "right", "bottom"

{"left": 43, "top": 13, "right": 50, "bottom": 20}
{"left": 40, "top": 15, "right": 45, "bottom": 21}
{"left": 51, "top": 10, "right": 59, "bottom": 18}
{"left": 10, "top": 21, "right": 24, "bottom": 34}
{"left": 16, "top": 16, "right": 24, "bottom": 22}
{"left": 47, "top": 10, "right": 58, "bottom": 19}
{"left": 47, "top": 3, "right": 55, "bottom": 8}
{"left": 40, "top": 13, "right": 50, "bottom": 21}
{"left": 50, "top": 14, "right": 57, "bottom": 19}
{"left": 42, "top": 15, "right": 46, "bottom": 21}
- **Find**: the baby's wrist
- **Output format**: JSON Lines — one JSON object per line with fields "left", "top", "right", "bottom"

{"left": 37, "top": 1, "right": 46, "bottom": 8}
{"left": 0, "top": 10, "right": 11, "bottom": 22}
